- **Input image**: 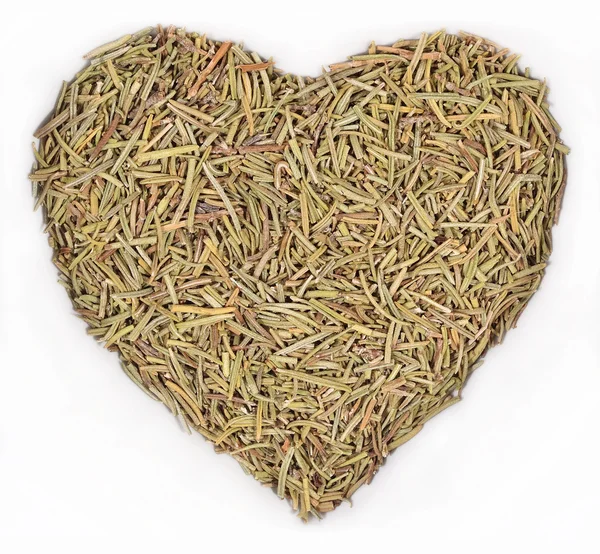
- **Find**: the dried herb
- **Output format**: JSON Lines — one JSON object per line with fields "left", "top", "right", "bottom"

{"left": 30, "top": 26, "right": 568, "bottom": 519}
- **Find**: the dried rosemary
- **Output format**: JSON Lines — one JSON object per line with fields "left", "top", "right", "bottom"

{"left": 30, "top": 26, "right": 568, "bottom": 519}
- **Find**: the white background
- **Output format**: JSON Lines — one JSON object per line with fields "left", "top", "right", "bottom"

{"left": 1, "top": 1, "right": 599, "bottom": 552}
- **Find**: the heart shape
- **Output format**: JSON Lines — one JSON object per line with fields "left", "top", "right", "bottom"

{"left": 31, "top": 26, "right": 567, "bottom": 519}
